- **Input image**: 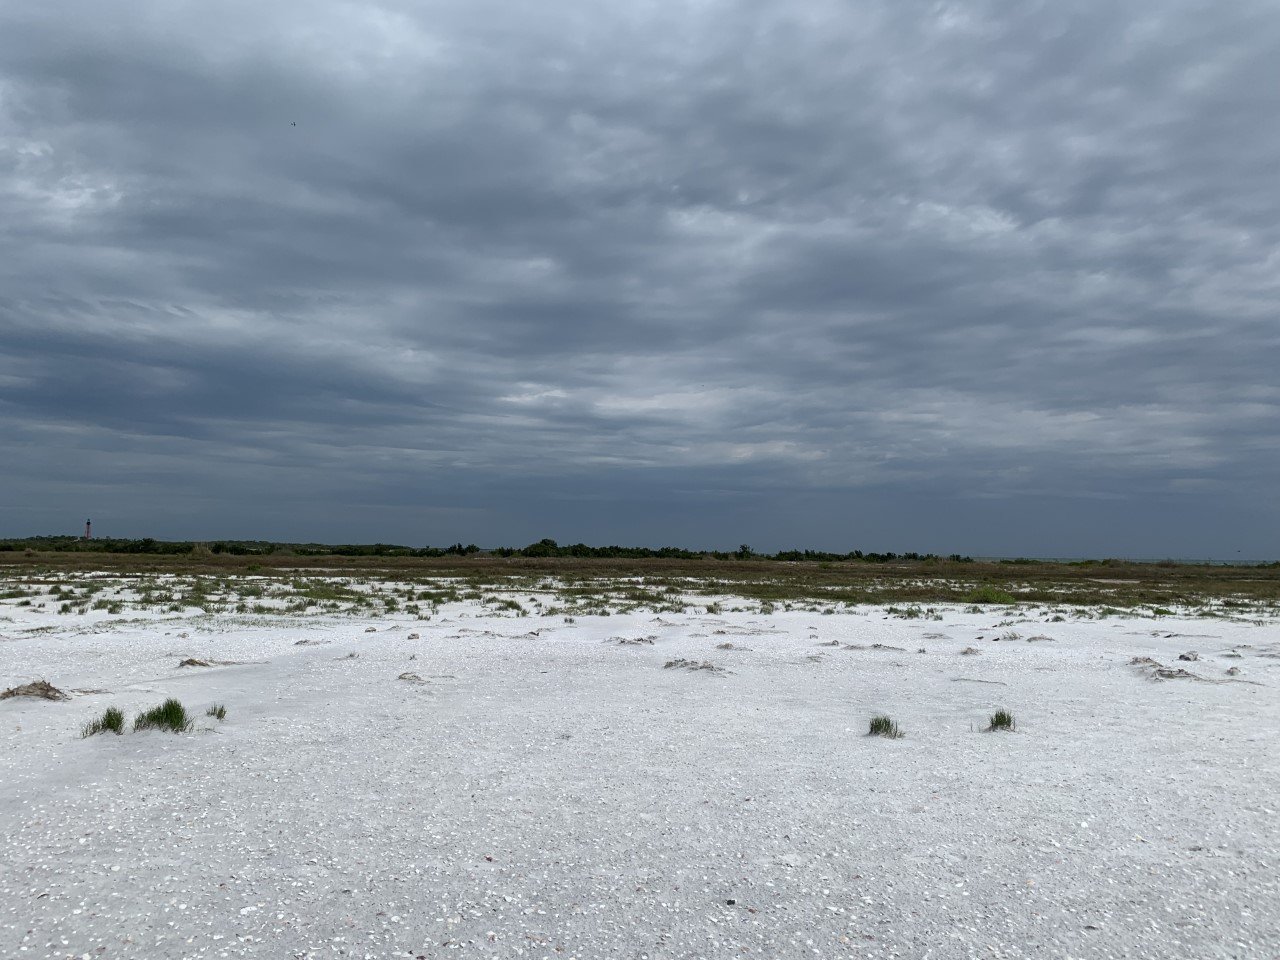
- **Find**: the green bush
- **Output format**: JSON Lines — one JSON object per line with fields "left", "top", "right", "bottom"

{"left": 206, "top": 703, "right": 227, "bottom": 721}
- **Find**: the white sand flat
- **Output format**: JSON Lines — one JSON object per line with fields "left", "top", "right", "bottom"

{"left": 2, "top": 577, "right": 1278, "bottom": 959}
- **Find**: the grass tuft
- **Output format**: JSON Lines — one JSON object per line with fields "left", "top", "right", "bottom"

{"left": 986, "top": 709, "right": 1016, "bottom": 732}
{"left": 206, "top": 703, "right": 227, "bottom": 721}
{"left": 134, "top": 698, "right": 192, "bottom": 733}
{"left": 81, "top": 706, "right": 126, "bottom": 738}
{"left": 868, "top": 714, "right": 903, "bottom": 739}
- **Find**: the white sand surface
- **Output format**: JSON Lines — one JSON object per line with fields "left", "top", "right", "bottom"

{"left": 2, "top": 580, "right": 1278, "bottom": 959}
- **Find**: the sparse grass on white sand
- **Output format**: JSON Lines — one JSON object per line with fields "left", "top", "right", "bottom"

{"left": 1, "top": 574, "right": 1279, "bottom": 959}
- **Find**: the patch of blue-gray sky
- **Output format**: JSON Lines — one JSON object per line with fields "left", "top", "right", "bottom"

{"left": 2, "top": 1, "right": 1278, "bottom": 557}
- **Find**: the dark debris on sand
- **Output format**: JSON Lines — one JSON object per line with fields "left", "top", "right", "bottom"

{"left": 0, "top": 679, "right": 70, "bottom": 701}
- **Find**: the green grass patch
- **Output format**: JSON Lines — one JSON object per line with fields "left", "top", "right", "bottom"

{"left": 868, "top": 715, "right": 903, "bottom": 739}
{"left": 986, "top": 709, "right": 1016, "bottom": 732}
{"left": 134, "top": 698, "right": 193, "bottom": 733}
{"left": 206, "top": 703, "right": 227, "bottom": 721}
{"left": 81, "top": 706, "right": 126, "bottom": 738}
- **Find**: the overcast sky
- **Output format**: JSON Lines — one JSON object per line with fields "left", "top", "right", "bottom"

{"left": 2, "top": 1, "right": 1279, "bottom": 557}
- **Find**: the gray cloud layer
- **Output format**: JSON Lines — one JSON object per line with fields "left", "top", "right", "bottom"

{"left": 3, "top": 1, "right": 1279, "bottom": 555}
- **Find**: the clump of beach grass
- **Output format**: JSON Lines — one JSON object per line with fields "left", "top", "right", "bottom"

{"left": 81, "top": 706, "right": 126, "bottom": 738}
{"left": 965, "top": 586, "right": 1017, "bottom": 605}
{"left": 206, "top": 703, "right": 227, "bottom": 721}
{"left": 868, "top": 714, "right": 903, "bottom": 739}
{"left": 986, "top": 709, "right": 1016, "bottom": 732}
{"left": 134, "top": 698, "right": 192, "bottom": 733}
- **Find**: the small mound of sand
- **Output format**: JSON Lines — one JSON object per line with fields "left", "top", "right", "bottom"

{"left": 294, "top": 638, "right": 329, "bottom": 646}
{"left": 1, "top": 680, "right": 69, "bottom": 701}
{"left": 178, "top": 658, "right": 212, "bottom": 668}
{"left": 842, "top": 643, "right": 905, "bottom": 652}
{"left": 407, "top": 633, "right": 420, "bottom": 640}
{"left": 614, "top": 636, "right": 655, "bottom": 645}
{"left": 960, "top": 647, "right": 982, "bottom": 656}
{"left": 398, "top": 672, "right": 425, "bottom": 683}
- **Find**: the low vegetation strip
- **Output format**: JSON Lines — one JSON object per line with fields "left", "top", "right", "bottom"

{"left": 2, "top": 549, "right": 1279, "bottom": 612}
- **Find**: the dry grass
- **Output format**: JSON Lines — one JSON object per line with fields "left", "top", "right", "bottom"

{"left": 1, "top": 679, "right": 69, "bottom": 701}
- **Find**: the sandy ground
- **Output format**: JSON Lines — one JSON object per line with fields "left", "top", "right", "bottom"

{"left": 2, "top": 582, "right": 1278, "bottom": 959}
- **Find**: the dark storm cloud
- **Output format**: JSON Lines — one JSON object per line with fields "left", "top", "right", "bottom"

{"left": 3, "top": 0, "right": 1280, "bottom": 554}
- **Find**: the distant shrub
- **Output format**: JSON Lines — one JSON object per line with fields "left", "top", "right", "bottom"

{"left": 868, "top": 715, "right": 903, "bottom": 739}
{"left": 206, "top": 704, "right": 227, "bottom": 721}
{"left": 81, "top": 706, "right": 125, "bottom": 738}
{"left": 134, "top": 698, "right": 192, "bottom": 733}
{"left": 887, "top": 605, "right": 924, "bottom": 619}
{"left": 965, "top": 586, "right": 1016, "bottom": 605}
{"left": 986, "top": 709, "right": 1016, "bottom": 732}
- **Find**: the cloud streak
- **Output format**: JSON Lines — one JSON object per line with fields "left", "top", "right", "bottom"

{"left": 3, "top": 0, "right": 1279, "bottom": 554}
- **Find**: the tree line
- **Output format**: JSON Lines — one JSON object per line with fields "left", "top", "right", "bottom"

{"left": 0, "top": 535, "right": 969, "bottom": 562}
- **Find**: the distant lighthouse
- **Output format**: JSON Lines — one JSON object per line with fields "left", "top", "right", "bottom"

{"left": 84, "top": 518, "right": 92, "bottom": 539}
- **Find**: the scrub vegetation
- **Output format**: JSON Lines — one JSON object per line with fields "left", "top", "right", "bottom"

{"left": 2, "top": 539, "right": 1279, "bottom": 621}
